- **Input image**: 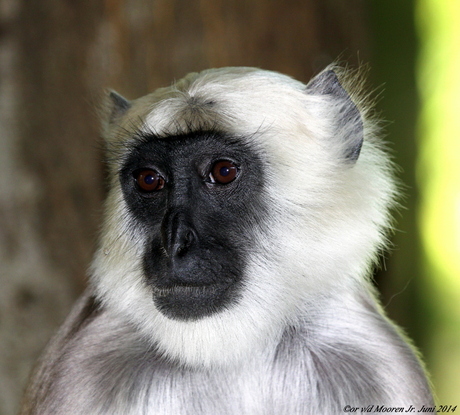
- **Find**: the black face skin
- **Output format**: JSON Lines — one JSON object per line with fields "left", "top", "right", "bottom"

{"left": 119, "top": 131, "right": 267, "bottom": 321}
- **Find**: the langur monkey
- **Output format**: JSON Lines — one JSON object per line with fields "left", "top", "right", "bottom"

{"left": 20, "top": 67, "right": 434, "bottom": 414}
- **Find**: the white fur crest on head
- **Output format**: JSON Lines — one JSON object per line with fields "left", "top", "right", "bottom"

{"left": 91, "top": 66, "right": 398, "bottom": 367}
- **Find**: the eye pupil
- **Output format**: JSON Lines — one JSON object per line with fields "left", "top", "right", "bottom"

{"left": 219, "top": 166, "right": 231, "bottom": 177}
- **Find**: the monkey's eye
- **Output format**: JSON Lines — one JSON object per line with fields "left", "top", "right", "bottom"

{"left": 134, "top": 169, "right": 165, "bottom": 192}
{"left": 209, "top": 160, "right": 238, "bottom": 184}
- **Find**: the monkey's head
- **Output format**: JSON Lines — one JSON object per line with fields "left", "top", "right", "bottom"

{"left": 91, "top": 67, "right": 397, "bottom": 367}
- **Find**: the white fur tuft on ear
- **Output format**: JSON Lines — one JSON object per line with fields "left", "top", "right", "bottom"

{"left": 306, "top": 67, "right": 363, "bottom": 161}
{"left": 98, "top": 90, "right": 131, "bottom": 141}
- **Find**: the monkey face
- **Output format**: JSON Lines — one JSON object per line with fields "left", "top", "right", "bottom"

{"left": 119, "top": 131, "right": 267, "bottom": 321}
{"left": 91, "top": 67, "right": 397, "bottom": 367}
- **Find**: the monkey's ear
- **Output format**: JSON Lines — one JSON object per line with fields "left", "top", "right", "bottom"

{"left": 306, "top": 69, "right": 363, "bottom": 162}
{"left": 104, "top": 90, "right": 131, "bottom": 125}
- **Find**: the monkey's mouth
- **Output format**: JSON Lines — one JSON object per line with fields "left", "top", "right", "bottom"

{"left": 151, "top": 281, "right": 222, "bottom": 297}
{"left": 149, "top": 279, "right": 238, "bottom": 321}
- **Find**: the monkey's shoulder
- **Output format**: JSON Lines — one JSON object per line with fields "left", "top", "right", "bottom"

{"left": 20, "top": 291, "right": 101, "bottom": 414}
{"left": 21, "top": 291, "right": 163, "bottom": 414}
{"left": 271, "top": 299, "right": 433, "bottom": 407}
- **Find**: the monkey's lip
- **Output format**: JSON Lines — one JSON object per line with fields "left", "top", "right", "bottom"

{"left": 151, "top": 281, "right": 230, "bottom": 298}
{"left": 150, "top": 279, "right": 238, "bottom": 320}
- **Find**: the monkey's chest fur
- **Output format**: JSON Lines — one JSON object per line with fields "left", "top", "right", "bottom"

{"left": 32, "top": 292, "right": 430, "bottom": 415}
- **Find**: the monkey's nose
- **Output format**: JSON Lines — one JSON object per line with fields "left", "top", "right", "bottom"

{"left": 161, "top": 211, "right": 197, "bottom": 259}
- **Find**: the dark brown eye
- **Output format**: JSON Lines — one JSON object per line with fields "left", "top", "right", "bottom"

{"left": 210, "top": 160, "right": 238, "bottom": 184}
{"left": 134, "top": 169, "right": 165, "bottom": 192}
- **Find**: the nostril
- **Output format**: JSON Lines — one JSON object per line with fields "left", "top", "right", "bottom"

{"left": 175, "top": 229, "right": 196, "bottom": 257}
{"left": 161, "top": 210, "right": 197, "bottom": 258}
{"left": 176, "top": 246, "right": 187, "bottom": 257}
{"left": 184, "top": 230, "right": 194, "bottom": 247}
